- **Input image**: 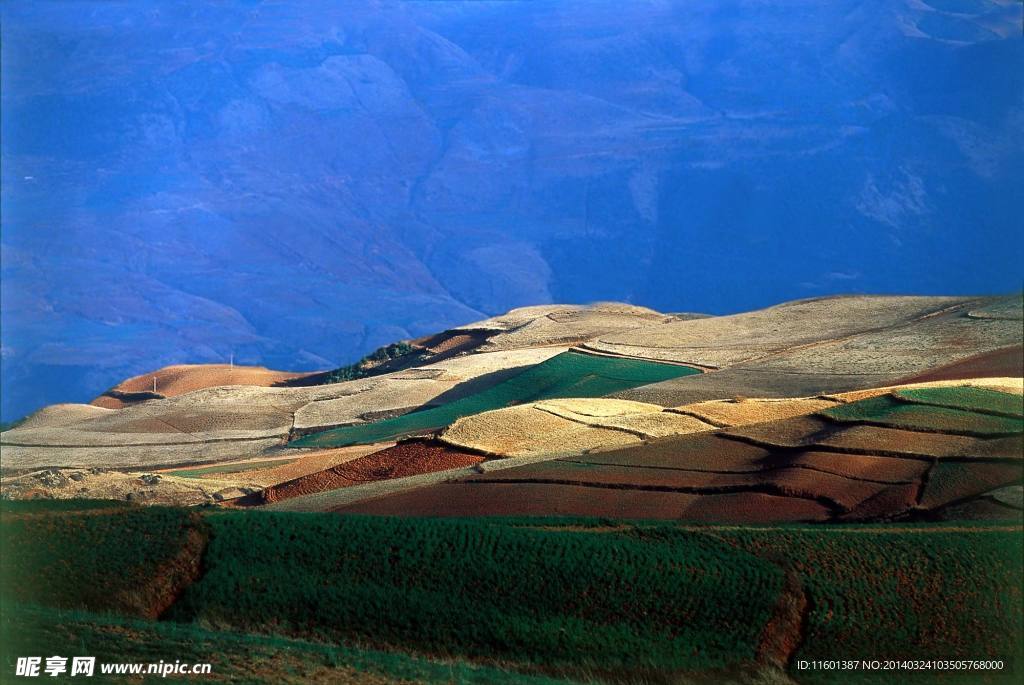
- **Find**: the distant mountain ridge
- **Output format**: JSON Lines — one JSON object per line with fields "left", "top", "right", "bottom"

{"left": 2, "top": 0, "right": 1022, "bottom": 420}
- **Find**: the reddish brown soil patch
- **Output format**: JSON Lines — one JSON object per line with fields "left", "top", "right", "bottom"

{"left": 964, "top": 435, "right": 1024, "bottom": 460}
{"left": 936, "top": 498, "right": 1024, "bottom": 521}
{"left": 815, "top": 425, "right": 980, "bottom": 459}
{"left": 789, "top": 451, "right": 927, "bottom": 483}
{"left": 757, "top": 570, "right": 808, "bottom": 668}
{"left": 918, "top": 461, "right": 1024, "bottom": 510}
{"left": 839, "top": 483, "right": 920, "bottom": 521}
{"left": 243, "top": 445, "right": 389, "bottom": 486}
{"left": 468, "top": 461, "right": 882, "bottom": 512}
{"left": 260, "top": 440, "right": 484, "bottom": 504}
{"left": 335, "top": 482, "right": 831, "bottom": 522}
{"left": 579, "top": 433, "right": 775, "bottom": 471}
{"left": 895, "top": 345, "right": 1023, "bottom": 384}
{"left": 92, "top": 364, "right": 314, "bottom": 408}
{"left": 721, "top": 416, "right": 835, "bottom": 449}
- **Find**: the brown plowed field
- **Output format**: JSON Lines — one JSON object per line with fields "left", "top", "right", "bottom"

{"left": 814, "top": 425, "right": 980, "bottom": 459}
{"left": 335, "top": 482, "right": 832, "bottom": 522}
{"left": 785, "top": 451, "right": 927, "bottom": 483}
{"left": 721, "top": 416, "right": 835, "bottom": 449}
{"left": 166, "top": 444, "right": 391, "bottom": 487}
{"left": 936, "top": 498, "right": 1023, "bottom": 521}
{"left": 895, "top": 345, "right": 1023, "bottom": 384}
{"left": 838, "top": 483, "right": 920, "bottom": 521}
{"left": 260, "top": 441, "right": 484, "bottom": 503}
{"left": 467, "top": 461, "right": 884, "bottom": 512}
{"left": 92, "top": 364, "right": 314, "bottom": 408}
{"left": 919, "top": 461, "right": 1024, "bottom": 510}
{"left": 574, "top": 433, "right": 775, "bottom": 471}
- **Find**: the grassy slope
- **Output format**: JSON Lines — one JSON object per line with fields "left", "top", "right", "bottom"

{"left": 290, "top": 351, "right": 700, "bottom": 448}
{"left": 713, "top": 525, "right": 1024, "bottom": 684}
{"left": 0, "top": 502, "right": 206, "bottom": 618}
{"left": 1, "top": 603, "right": 574, "bottom": 685}
{"left": 168, "top": 512, "right": 781, "bottom": 676}
{"left": 2, "top": 503, "right": 1021, "bottom": 684}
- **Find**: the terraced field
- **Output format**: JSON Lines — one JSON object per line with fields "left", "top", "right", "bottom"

{"left": 2, "top": 502, "right": 1020, "bottom": 684}
{"left": 0, "top": 348, "right": 563, "bottom": 471}
{"left": 2, "top": 296, "right": 1020, "bottom": 518}
{"left": 289, "top": 351, "right": 700, "bottom": 449}
{"left": 334, "top": 384, "right": 1023, "bottom": 521}
{"left": 608, "top": 294, "right": 1022, "bottom": 406}
{"left": 91, "top": 364, "right": 314, "bottom": 409}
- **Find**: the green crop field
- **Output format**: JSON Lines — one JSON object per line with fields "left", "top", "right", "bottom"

{"left": 1, "top": 603, "right": 573, "bottom": 685}
{"left": 821, "top": 394, "right": 1024, "bottom": 436}
{"left": 167, "top": 512, "right": 781, "bottom": 676}
{"left": 290, "top": 351, "right": 700, "bottom": 448}
{"left": 712, "top": 525, "right": 1024, "bottom": 684}
{"left": 2, "top": 502, "right": 1021, "bottom": 684}
{"left": 894, "top": 386, "right": 1023, "bottom": 418}
{"left": 0, "top": 501, "right": 206, "bottom": 618}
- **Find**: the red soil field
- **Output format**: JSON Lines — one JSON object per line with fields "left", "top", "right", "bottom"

{"left": 721, "top": 416, "right": 835, "bottom": 449}
{"left": 894, "top": 345, "right": 1023, "bottom": 384}
{"left": 937, "top": 498, "right": 1023, "bottom": 521}
{"left": 814, "top": 425, "right": 980, "bottom": 459}
{"left": 467, "top": 461, "right": 885, "bottom": 512}
{"left": 92, "top": 364, "right": 314, "bottom": 408}
{"left": 964, "top": 435, "right": 1024, "bottom": 460}
{"left": 260, "top": 440, "right": 484, "bottom": 503}
{"left": 839, "top": 483, "right": 920, "bottom": 521}
{"left": 787, "top": 451, "right": 927, "bottom": 483}
{"left": 576, "top": 433, "right": 776, "bottom": 472}
{"left": 335, "top": 481, "right": 832, "bottom": 522}
{"left": 918, "top": 461, "right": 1023, "bottom": 510}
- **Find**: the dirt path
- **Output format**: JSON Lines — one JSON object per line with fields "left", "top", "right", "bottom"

{"left": 757, "top": 570, "right": 809, "bottom": 668}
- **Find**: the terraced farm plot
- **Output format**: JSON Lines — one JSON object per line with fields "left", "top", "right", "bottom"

{"left": 839, "top": 483, "right": 922, "bottom": 520}
{"left": 290, "top": 351, "right": 699, "bottom": 449}
{"left": 813, "top": 425, "right": 984, "bottom": 459}
{"left": 0, "top": 502, "right": 206, "bottom": 618}
{"left": 259, "top": 441, "right": 485, "bottom": 504}
{"left": 671, "top": 397, "right": 840, "bottom": 427}
{"left": 919, "top": 461, "right": 1024, "bottom": 510}
{"left": 325, "top": 397, "right": 1022, "bottom": 521}
{"left": 715, "top": 526, "right": 1024, "bottom": 684}
{"left": 895, "top": 344, "right": 1023, "bottom": 384}
{"left": 337, "top": 481, "right": 835, "bottom": 521}
{"left": 3, "top": 503, "right": 1021, "bottom": 683}
{"left": 1, "top": 603, "right": 572, "bottom": 685}
{"left": 820, "top": 395, "right": 1023, "bottom": 436}
{"left": 91, "top": 363, "right": 314, "bottom": 409}
{"left": 169, "top": 513, "right": 783, "bottom": 675}
{"left": 894, "top": 386, "right": 1023, "bottom": 417}
{"left": 166, "top": 458, "right": 299, "bottom": 479}
{"left": 438, "top": 399, "right": 713, "bottom": 457}
{"left": 465, "top": 460, "right": 884, "bottom": 513}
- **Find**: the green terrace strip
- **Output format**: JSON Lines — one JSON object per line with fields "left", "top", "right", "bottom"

{"left": 3, "top": 503, "right": 1021, "bottom": 684}
{"left": 1, "top": 603, "right": 576, "bottom": 685}
{"left": 167, "top": 512, "right": 780, "bottom": 676}
{"left": 290, "top": 350, "right": 700, "bottom": 448}
{"left": 819, "top": 394, "right": 1024, "bottom": 437}
{"left": 165, "top": 458, "right": 298, "bottom": 479}
{"left": 710, "top": 525, "right": 1024, "bottom": 685}
{"left": 893, "top": 386, "right": 1024, "bottom": 418}
{"left": 0, "top": 502, "right": 206, "bottom": 619}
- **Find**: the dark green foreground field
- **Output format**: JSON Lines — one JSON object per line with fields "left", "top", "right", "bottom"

{"left": 1, "top": 501, "right": 1021, "bottom": 684}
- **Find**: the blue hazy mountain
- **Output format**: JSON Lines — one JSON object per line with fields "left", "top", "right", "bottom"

{"left": 1, "top": 0, "right": 1022, "bottom": 420}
